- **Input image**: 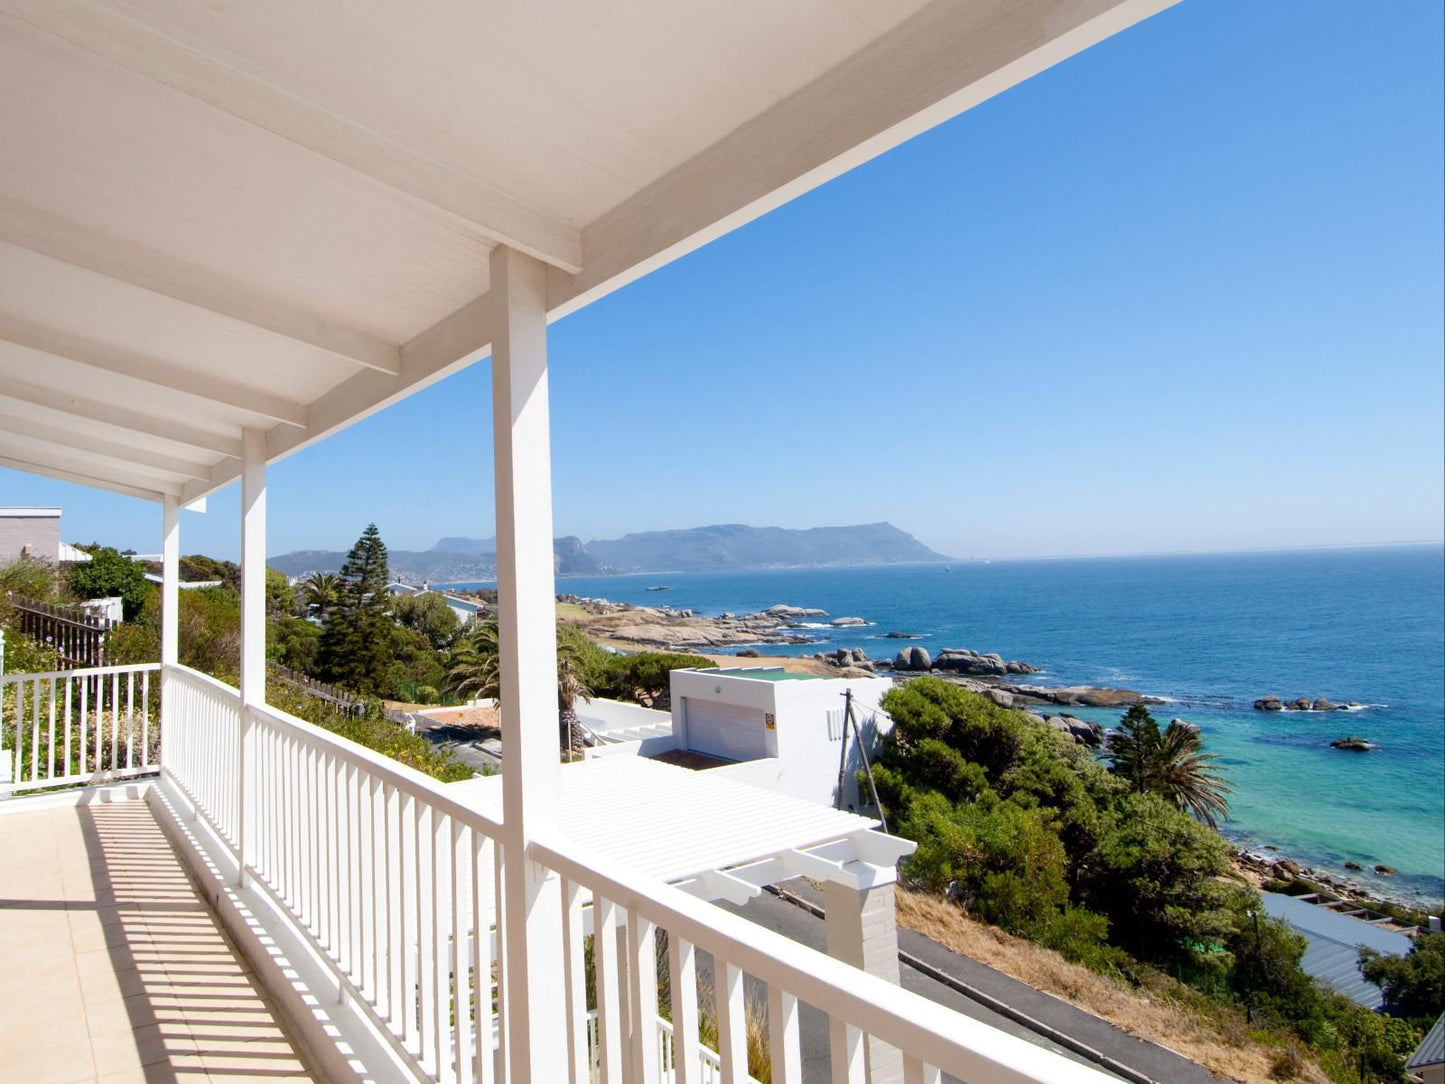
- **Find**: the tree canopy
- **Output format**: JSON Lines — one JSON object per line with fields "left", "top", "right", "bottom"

{"left": 68, "top": 546, "right": 150, "bottom": 621}
{"left": 1106, "top": 704, "right": 1231, "bottom": 828}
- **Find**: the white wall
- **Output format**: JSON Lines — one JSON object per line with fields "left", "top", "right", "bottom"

{"left": 0, "top": 510, "right": 60, "bottom": 566}
{"left": 668, "top": 669, "right": 895, "bottom": 811}
{"left": 574, "top": 697, "right": 671, "bottom": 734}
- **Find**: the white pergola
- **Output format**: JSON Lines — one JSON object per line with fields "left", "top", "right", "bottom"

{"left": 0, "top": 3, "right": 1177, "bottom": 1078}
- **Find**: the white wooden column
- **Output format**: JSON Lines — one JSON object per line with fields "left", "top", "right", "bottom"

{"left": 159, "top": 494, "right": 180, "bottom": 770}
{"left": 490, "top": 244, "right": 567, "bottom": 1083}
{"left": 161, "top": 495, "right": 180, "bottom": 667}
{"left": 238, "top": 427, "right": 266, "bottom": 885}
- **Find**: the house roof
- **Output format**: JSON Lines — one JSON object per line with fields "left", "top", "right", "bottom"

{"left": 0, "top": 0, "right": 1174, "bottom": 504}
{"left": 1261, "top": 892, "right": 1414, "bottom": 1010}
{"left": 447, "top": 755, "right": 909, "bottom": 894}
{"left": 1407, "top": 1013, "right": 1445, "bottom": 1070}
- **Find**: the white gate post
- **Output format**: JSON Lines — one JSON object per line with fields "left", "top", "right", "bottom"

{"left": 159, "top": 494, "right": 180, "bottom": 769}
{"left": 238, "top": 428, "right": 266, "bottom": 885}
{"left": 490, "top": 244, "right": 567, "bottom": 1083}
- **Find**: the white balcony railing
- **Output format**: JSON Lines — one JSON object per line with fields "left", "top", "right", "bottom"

{"left": 51, "top": 661, "right": 1113, "bottom": 1084}
{"left": 1, "top": 662, "right": 160, "bottom": 793}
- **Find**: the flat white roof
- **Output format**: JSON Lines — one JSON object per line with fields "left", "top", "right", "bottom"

{"left": 0, "top": 0, "right": 1175, "bottom": 503}
{"left": 0, "top": 507, "right": 61, "bottom": 517}
{"left": 448, "top": 755, "right": 884, "bottom": 886}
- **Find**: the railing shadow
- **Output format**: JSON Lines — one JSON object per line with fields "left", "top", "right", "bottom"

{"left": 72, "top": 790, "right": 317, "bottom": 1081}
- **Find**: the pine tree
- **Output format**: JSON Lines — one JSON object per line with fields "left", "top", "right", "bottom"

{"left": 317, "top": 525, "right": 395, "bottom": 694}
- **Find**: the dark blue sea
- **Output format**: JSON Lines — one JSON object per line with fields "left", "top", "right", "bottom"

{"left": 449, "top": 545, "right": 1445, "bottom": 904}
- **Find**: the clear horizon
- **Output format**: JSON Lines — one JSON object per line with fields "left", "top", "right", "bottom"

{"left": 3, "top": 2, "right": 1442, "bottom": 563}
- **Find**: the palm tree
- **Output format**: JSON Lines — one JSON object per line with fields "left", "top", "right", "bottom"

{"left": 1106, "top": 705, "right": 1231, "bottom": 828}
{"left": 445, "top": 617, "right": 500, "bottom": 701}
{"left": 444, "top": 619, "right": 594, "bottom": 760}
{"left": 555, "top": 635, "right": 593, "bottom": 761}
{"left": 302, "top": 572, "right": 341, "bottom": 619}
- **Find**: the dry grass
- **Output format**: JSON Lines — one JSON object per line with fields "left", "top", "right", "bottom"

{"left": 895, "top": 889, "right": 1331, "bottom": 1084}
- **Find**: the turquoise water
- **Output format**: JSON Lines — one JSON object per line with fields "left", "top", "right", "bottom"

{"left": 453, "top": 545, "right": 1445, "bottom": 904}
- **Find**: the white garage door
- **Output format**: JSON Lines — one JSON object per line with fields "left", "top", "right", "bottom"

{"left": 683, "top": 698, "right": 768, "bottom": 762}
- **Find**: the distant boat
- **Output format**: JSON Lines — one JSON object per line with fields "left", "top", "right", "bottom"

{"left": 646, "top": 585, "right": 673, "bottom": 592}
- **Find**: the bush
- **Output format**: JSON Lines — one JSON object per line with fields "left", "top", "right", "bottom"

{"left": 0, "top": 556, "right": 62, "bottom": 602}
{"left": 69, "top": 547, "right": 151, "bottom": 621}
{"left": 1360, "top": 931, "right": 1445, "bottom": 1023}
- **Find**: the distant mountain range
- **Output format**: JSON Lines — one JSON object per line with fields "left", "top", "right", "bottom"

{"left": 269, "top": 522, "right": 949, "bottom": 582}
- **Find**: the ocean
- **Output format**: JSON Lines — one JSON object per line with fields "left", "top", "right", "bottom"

{"left": 448, "top": 544, "right": 1445, "bottom": 905}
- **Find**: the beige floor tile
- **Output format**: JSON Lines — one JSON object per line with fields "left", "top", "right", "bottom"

{"left": 1, "top": 799, "right": 315, "bottom": 1083}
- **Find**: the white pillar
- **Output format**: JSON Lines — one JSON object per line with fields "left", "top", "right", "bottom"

{"left": 490, "top": 244, "right": 567, "bottom": 1083}
{"left": 238, "top": 428, "right": 266, "bottom": 885}
{"left": 240, "top": 429, "right": 267, "bottom": 706}
{"left": 159, "top": 494, "right": 180, "bottom": 772}
{"left": 824, "top": 880, "right": 904, "bottom": 1084}
{"left": 161, "top": 495, "right": 180, "bottom": 668}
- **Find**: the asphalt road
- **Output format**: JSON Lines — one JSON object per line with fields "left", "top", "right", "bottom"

{"left": 705, "top": 888, "right": 1226, "bottom": 1084}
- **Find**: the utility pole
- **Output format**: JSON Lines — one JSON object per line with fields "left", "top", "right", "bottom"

{"left": 835, "top": 688, "right": 889, "bottom": 833}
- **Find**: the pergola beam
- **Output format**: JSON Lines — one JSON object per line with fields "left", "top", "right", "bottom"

{"left": 0, "top": 201, "right": 402, "bottom": 375}
{"left": 0, "top": 451, "right": 170, "bottom": 502}
{"left": 0, "top": 430, "right": 195, "bottom": 490}
{"left": 0, "top": 412, "right": 213, "bottom": 481}
{"left": 0, "top": 382, "right": 243, "bottom": 460}
{"left": 180, "top": 287, "right": 498, "bottom": 504}
{"left": 0, "top": 317, "right": 307, "bottom": 428}
{"left": 0, "top": 0, "right": 583, "bottom": 274}
{"left": 549, "top": 0, "right": 1175, "bottom": 317}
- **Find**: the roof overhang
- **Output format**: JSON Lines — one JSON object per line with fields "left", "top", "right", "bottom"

{"left": 0, "top": 0, "right": 1177, "bottom": 503}
{"left": 447, "top": 756, "right": 914, "bottom": 907}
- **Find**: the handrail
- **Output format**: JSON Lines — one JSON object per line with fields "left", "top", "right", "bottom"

{"left": 533, "top": 834, "right": 1118, "bottom": 1084}
{"left": 2, "top": 661, "right": 160, "bottom": 684}
{"left": 175, "top": 665, "right": 505, "bottom": 838}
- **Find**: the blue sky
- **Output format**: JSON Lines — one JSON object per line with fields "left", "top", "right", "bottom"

{"left": 4, "top": 1, "right": 1442, "bottom": 562}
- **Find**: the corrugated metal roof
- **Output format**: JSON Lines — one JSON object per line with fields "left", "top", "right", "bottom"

{"left": 1261, "top": 892, "right": 1413, "bottom": 1009}
{"left": 447, "top": 756, "right": 880, "bottom": 884}
{"left": 1407, "top": 1013, "right": 1445, "bottom": 1070}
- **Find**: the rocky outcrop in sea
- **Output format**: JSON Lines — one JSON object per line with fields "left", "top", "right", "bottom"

{"left": 1253, "top": 695, "right": 1360, "bottom": 712}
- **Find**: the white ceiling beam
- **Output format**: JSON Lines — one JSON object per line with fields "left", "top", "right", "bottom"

{"left": 548, "top": 0, "right": 1177, "bottom": 317}
{"left": 0, "top": 200, "right": 402, "bottom": 376}
{"left": 0, "top": 1, "right": 583, "bottom": 275}
{"left": 0, "top": 430, "right": 188, "bottom": 493}
{"left": 0, "top": 412, "right": 213, "bottom": 481}
{"left": 0, "top": 444, "right": 179, "bottom": 500}
{"left": 181, "top": 287, "right": 498, "bottom": 504}
{"left": 0, "top": 317, "right": 308, "bottom": 428}
{"left": 0, "top": 382, "right": 243, "bottom": 460}
{"left": 0, "top": 453, "right": 164, "bottom": 503}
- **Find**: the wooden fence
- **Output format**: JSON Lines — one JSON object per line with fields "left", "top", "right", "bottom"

{"left": 269, "top": 663, "right": 418, "bottom": 731}
{"left": 5, "top": 595, "right": 113, "bottom": 669}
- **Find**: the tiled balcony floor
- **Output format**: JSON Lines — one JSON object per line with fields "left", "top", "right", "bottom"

{"left": 0, "top": 795, "right": 315, "bottom": 1084}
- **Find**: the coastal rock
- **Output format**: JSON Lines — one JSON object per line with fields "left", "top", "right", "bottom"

{"left": 1047, "top": 714, "right": 1104, "bottom": 748}
{"left": 933, "top": 648, "right": 1038, "bottom": 677}
{"left": 1013, "top": 684, "right": 1143, "bottom": 708}
{"left": 827, "top": 647, "right": 872, "bottom": 671}
{"left": 1254, "top": 696, "right": 1284, "bottom": 711}
{"left": 765, "top": 604, "right": 826, "bottom": 618}
{"left": 1344, "top": 861, "right": 1362, "bottom": 871}
{"left": 1312, "top": 698, "right": 1337, "bottom": 712}
{"left": 1330, "top": 736, "right": 1373, "bottom": 751}
{"left": 830, "top": 616, "right": 867, "bottom": 627}
{"left": 1291, "top": 697, "right": 1312, "bottom": 711}
{"left": 1374, "top": 865, "right": 1397, "bottom": 876}
{"left": 884, "top": 631, "right": 921, "bottom": 639}
{"left": 1170, "top": 717, "right": 1199, "bottom": 732}
{"left": 893, "top": 646, "right": 932, "bottom": 672}
{"left": 983, "top": 688, "right": 1016, "bottom": 709}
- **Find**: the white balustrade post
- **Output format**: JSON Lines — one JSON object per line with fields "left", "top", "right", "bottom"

{"left": 239, "top": 427, "right": 267, "bottom": 886}
{"left": 159, "top": 494, "right": 179, "bottom": 768}
{"left": 490, "top": 244, "right": 567, "bottom": 1083}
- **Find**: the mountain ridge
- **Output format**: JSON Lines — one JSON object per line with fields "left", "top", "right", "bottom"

{"left": 269, "top": 522, "right": 950, "bottom": 581}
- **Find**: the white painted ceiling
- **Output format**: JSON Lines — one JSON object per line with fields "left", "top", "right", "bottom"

{"left": 0, "top": 0, "right": 1174, "bottom": 503}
